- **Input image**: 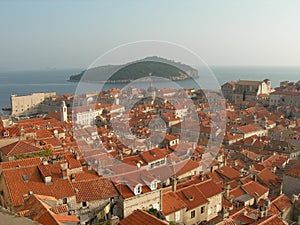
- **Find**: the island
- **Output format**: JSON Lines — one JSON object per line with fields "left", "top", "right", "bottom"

{"left": 68, "top": 56, "right": 198, "bottom": 83}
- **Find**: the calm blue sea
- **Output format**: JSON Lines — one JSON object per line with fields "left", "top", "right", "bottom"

{"left": 0, "top": 66, "right": 299, "bottom": 114}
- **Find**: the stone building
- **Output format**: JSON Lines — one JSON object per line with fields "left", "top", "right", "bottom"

{"left": 11, "top": 92, "right": 56, "bottom": 116}
{"left": 162, "top": 178, "right": 223, "bottom": 225}
{"left": 283, "top": 164, "right": 300, "bottom": 198}
{"left": 269, "top": 91, "right": 300, "bottom": 107}
{"left": 232, "top": 79, "right": 272, "bottom": 103}
{"left": 221, "top": 81, "right": 236, "bottom": 102}
{"left": 113, "top": 170, "right": 162, "bottom": 219}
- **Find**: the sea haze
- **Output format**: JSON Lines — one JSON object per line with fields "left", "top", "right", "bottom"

{"left": 0, "top": 66, "right": 300, "bottom": 113}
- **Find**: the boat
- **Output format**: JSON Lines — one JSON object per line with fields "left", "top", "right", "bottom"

{"left": 1, "top": 106, "right": 12, "bottom": 111}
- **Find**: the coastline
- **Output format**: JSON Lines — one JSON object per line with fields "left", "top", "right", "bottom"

{"left": 67, "top": 77, "right": 195, "bottom": 84}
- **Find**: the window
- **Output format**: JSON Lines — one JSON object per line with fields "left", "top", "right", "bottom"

{"left": 135, "top": 184, "right": 142, "bottom": 195}
{"left": 175, "top": 211, "right": 180, "bottom": 221}
{"left": 22, "top": 175, "right": 29, "bottom": 182}
{"left": 82, "top": 201, "right": 88, "bottom": 207}
{"left": 151, "top": 181, "right": 157, "bottom": 190}
{"left": 201, "top": 206, "right": 205, "bottom": 214}
{"left": 63, "top": 198, "right": 68, "bottom": 204}
{"left": 191, "top": 210, "right": 195, "bottom": 218}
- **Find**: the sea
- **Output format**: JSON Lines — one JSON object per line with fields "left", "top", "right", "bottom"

{"left": 0, "top": 66, "right": 300, "bottom": 115}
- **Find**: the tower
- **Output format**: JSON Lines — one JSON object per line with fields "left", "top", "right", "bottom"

{"left": 60, "top": 101, "right": 68, "bottom": 122}
{"left": 147, "top": 72, "right": 156, "bottom": 104}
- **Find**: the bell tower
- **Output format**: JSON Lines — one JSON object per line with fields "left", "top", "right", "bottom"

{"left": 60, "top": 101, "right": 68, "bottom": 122}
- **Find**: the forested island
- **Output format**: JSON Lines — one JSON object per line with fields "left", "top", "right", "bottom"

{"left": 68, "top": 56, "right": 198, "bottom": 83}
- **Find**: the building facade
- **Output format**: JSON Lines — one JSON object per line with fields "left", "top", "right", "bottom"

{"left": 232, "top": 79, "right": 272, "bottom": 103}
{"left": 11, "top": 92, "right": 56, "bottom": 116}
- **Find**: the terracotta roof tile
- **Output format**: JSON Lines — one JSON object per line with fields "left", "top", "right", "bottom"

{"left": 3, "top": 163, "right": 75, "bottom": 207}
{"left": 17, "top": 194, "right": 79, "bottom": 225}
{"left": 174, "top": 159, "right": 200, "bottom": 177}
{"left": 257, "top": 168, "right": 282, "bottom": 189}
{"left": 237, "top": 124, "right": 263, "bottom": 134}
{"left": 162, "top": 191, "right": 187, "bottom": 215}
{"left": 1, "top": 157, "right": 41, "bottom": 170}
{"left": 120, "top": 209, "right": 169, "bottom": 225}
{"left": 73, "top": 178, "right": 117, "bottom": 202}
{"left": 65, "top": 155, "right": 82, "bottom": 169}
{"left": 176, "top": 185, "right": 208, "bottom": 210}
{"left": 140, "top": 148, "right": 168, "bottom": 164}
{"left": 229, "top": 186, "right": 246, "bottom": 198}
{"left": 1, "top": 141, "right": 43, "bottom": 157}
{"left": 49, "top": 205, "right": 68, "bottom": 214}
{"left": 216, "top": 166, "right": 242, "bottom": 180}
{"left": 271, "top": 194, "right": 292, "bottom": 213}
{"left": 252, "top": 215, "right": 286, "bottom": 225}
{"left": 195, "top": 179, "right": 223, "bottom": 198}
{"left": 284, "top": 164, "right": 300, "bottom": 178}
{"left": 241, "top": 181, "right": 269, "bottom": 200}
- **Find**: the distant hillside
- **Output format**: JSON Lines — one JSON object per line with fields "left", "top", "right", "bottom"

{"left": 68, "top": 56, "right": 198, "bottom": 83}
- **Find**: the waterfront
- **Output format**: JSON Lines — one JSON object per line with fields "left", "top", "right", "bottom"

{"left": 1, "top": 66, "right": 300, "bottom": 114}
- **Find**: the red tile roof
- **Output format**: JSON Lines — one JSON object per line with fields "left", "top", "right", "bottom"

{"left": 195, "top": 179, "right": 223, "bottom": 198}
{"left": 174, "top": 159, "right": 200, "bottom": 177}
{"left": 112, "top": 170, "right": 159, "bottom": 199}
{"left": 162, "top": 191, "right": 187, "bottom": 215}
{"left": 284, "top": 164, "right": 300, "bottom": 178}
{"left": 252, "top": 215, "right": 286, "bottom": 225}
{"left": 216, "top": 166, "right": 242, "bottom": 180}
{"left": 36, "top": 129, "right": 53, "bottom": 139}
{"left": 242, "top": 181, "right": 269, "bottom": 200}
{"left": 271, "top": 194, "right": 292, "bottom": 213}
{"left": 257, "top": 168, "right": 282, "bottom": 189}
{"left": 229, "top": 186, "right": 246, "bottom": 198}
{"left": 3, "top": 163, "right": 75, "bottom": 207}
{"left": 17, "top": 194, "right": 79, "bottom": 225}
{"left": 140, "top": 148, "right": 168, "bottom": 163}
{"left": 0, "top": 157, "right": 41, "bottom": 170}
{"left": 237, "top": 124, "right": 263, "bottom": 134}
{"left": 176, "top": 185, "right": 208, "bottom": 210}
{"left": 73, "top": 177, "right": 117, "bottom": 202}
{"left": 1, "top": 141, "right": 43, "bottom": 157}
{"left": 65, "top": 154, "right": 82, "bottom": 169}
{"left": 119, "top": 209, "right": 169, "bottom": 225}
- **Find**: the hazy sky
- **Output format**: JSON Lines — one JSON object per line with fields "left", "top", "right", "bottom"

{"left": 1, "top": 0, "right": 300, "bottom": 71}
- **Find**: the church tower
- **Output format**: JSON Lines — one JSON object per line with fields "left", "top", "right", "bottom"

{"left": 60, "top": 101, "right": 68, "bottom": 122}
{"left": 147, "top": 72, "right": 156, "bottom": 104}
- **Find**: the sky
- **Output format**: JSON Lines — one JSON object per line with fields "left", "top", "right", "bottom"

{"left": 0, "top": 0, "right": 300, "bottom": 71}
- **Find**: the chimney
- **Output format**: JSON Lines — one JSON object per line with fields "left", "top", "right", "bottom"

{"left": 71, "top": 173, "right": 75, "bottom": 182}
{"left": 87, "top": 163, "right": 92, "bottom": 171}
{"left": 20, "top": 126, "right": 25, "bottom": 137}
{"left": 260, "top": 155, "right": 264, "bottom": 163}
{"left": 60, "top": 162, "right": 68, "bottom": 179}
{"left": 74, "top": 151, "right": 80, "bottom": 160}
{"left": 292, "top": 194, "right": 299, "bottom": 204}
{"left": 110, "top": 216, "right": 120, "bottom": 225}
{"left": 258, "top": 205, "right": 268, "bottom": 218}
{"left": 221, "top": 207, "right": 229, "bottom": 219}
{"left": 199, "top": 174, "right": 204, "bottom": 182}
{"left": 42, "top": 158, "right": 48, "bottom": 165}
{"left": 119, "top": 150, "right": 123, "bottom": 160}
{"left": 171, "top": 176, "right": 177, "bottom": 192}
{"left": 224, "top": 184, "right": 230, "bottom": 198}
{"left": 253, "top": 173, "right": 258, "bottom": 182}
{"left": 258, "top": 207, "right": 264, "bottom": 219}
